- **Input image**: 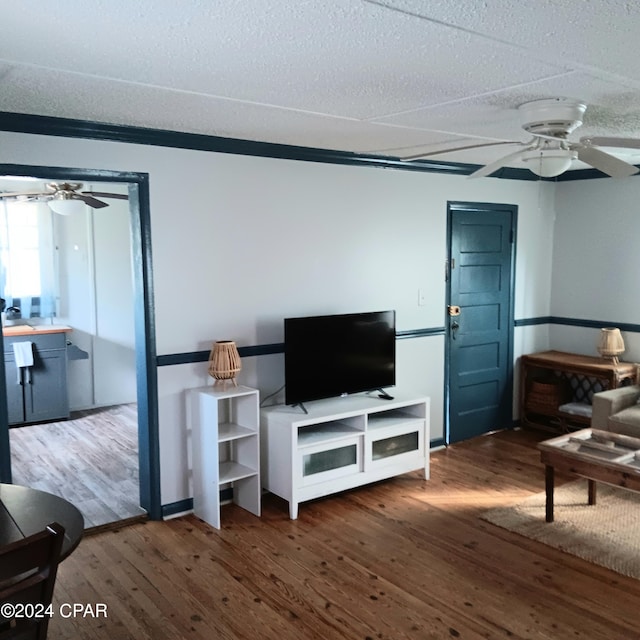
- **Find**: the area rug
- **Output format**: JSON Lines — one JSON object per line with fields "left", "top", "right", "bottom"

{"left": 481, "top": 480, "right": 640, "bottom": 579}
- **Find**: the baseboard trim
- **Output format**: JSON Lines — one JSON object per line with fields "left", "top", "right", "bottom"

{"left": 83, "top": 513, "right": 149, "bottom": 535}
{"left": 162, "top": 498, "right": 193, "bottom": 518}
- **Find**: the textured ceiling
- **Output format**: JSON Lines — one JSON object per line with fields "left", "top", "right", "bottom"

{"left": 2, "top": 0, "right": 640, "bottom": 171}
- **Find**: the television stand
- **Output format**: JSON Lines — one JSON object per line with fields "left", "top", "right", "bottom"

{"left": 260, "top": 392, "right": 430, "bottom": 519}
{"left": 377, "top": 389, "right": 394, "bottom": 400}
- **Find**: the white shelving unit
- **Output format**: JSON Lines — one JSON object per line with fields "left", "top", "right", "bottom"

{"left": 260, "top": 392, "right": 429, "bottom": 519}
{"left": 189, "top": 385, "right": 261, "bottom": 529}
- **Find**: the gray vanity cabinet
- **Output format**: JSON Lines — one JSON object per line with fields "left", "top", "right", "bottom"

{"left": 3, "top": 332, "right": 70, "bottom": 425}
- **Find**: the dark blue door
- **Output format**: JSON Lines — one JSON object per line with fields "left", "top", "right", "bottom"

{"left": 447, "top": 202, "right": 516, "bottom": 443}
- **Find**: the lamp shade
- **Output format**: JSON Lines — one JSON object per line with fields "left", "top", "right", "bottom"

{"left": 208, "top": 340, "right": 241, "bottom": 387}
{"left": 521, "top": 148, "right": 577, "bottom": 177}
{"left": 597, "top": 327, "right": 625, "bottom": 364}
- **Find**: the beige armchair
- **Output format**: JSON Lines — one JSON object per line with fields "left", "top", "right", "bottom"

{"left": 591, "top": 385, "right": 640, "bottom": 438}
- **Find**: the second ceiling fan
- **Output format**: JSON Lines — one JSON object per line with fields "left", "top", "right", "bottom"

{"left": 0, "top": 182, "right": 129, "bottom": 214}
{"left": 403, "top": 98, "right": 640, "bottom": 179}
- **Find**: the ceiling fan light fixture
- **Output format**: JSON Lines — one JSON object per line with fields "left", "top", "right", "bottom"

{"left": 48, "top": 198, "right": 86, "bottom": 216}
{"left": 521, "top": 148, "right": 577, "bottom": 177}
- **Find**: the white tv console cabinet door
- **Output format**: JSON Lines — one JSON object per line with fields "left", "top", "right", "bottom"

{"left": 189, "top": 385, "right": 261, "bottom": 529}
{"left": 260, "top": 393, "right": 429, "bottom": 519}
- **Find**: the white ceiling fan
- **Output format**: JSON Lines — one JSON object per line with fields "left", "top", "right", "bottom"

{"left": 0, "top": 182, "right": 129, "bottom": 214}
{"left": 403, "top": 98, "right": 640, "bottom": 179}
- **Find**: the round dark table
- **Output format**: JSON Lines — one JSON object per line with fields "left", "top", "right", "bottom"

{"left": 0, "top": 484, "right": 84, "bottom": 559}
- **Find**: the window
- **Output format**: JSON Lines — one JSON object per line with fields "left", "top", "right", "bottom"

{"left": 0, "top": 200, "right": 57, "bottom": 319}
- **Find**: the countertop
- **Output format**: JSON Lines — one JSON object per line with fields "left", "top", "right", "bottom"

{"left": 2, "top": 324, "right": 72, "bottom": 336}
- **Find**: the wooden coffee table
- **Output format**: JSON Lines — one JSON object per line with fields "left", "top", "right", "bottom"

{"left": 538, "top": 428, "right": 640, "bottom": 522}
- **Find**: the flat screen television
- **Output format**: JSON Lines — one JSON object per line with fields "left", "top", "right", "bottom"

{"left": 284, "top": 310, "right": 396, "bottom": 407}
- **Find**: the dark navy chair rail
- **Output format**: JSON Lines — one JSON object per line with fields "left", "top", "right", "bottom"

{"left": 158, "top": 318, "right": 640, "bottom": 368}
{"left": 516, "top": 316, "right": 640, "bottom": 333}
{"left": 157, "top": 329, "right": 444, "bottom": 367}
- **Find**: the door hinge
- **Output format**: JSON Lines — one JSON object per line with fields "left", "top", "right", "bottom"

{"left": 445, "top": 258, "right": 455, "bottom": 282}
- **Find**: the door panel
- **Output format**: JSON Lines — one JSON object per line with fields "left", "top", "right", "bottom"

{"left": 25, "top": 350, "right": 69, "bottom": 424}
{"left": 462, "top": 304, "right": 500, "bottom": 330}
{"left": 447, "top": 203, "right": 515, "bottom": 443}
{"left": 458, "top": 342, "right": 499, "bottom": 372}
{"left": 3, "top": 357, "right": 23, "bottom": 426}
{"left": 460, "top": 265, "right": 502, "bottom": 292}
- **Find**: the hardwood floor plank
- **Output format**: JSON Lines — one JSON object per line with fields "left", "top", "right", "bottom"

{"left": 49, "top": 429, "right": 640, "bottom": 639}
{"left": 204, "top": 517, "right": 430, "bottom": 639}
{"left": 335, "top": 492, "right": 636, "bottom": 638}
{"left": 108, "top": 521, "right": 303, "bottom": 640}
{"left": 218, "top": 515, "right": 486, "bottom": 639}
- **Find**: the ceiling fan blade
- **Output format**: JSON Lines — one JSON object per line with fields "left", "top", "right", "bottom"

{"left": 468, "top": 148, "right": 530, "bottom": 179}
{"left": 0, "top": 190, "right": 50, "bottom": 198}
{"left": 75, "top": 194, "right": 109, "bottom": 209}
{"left": 82, "top": 191, "right": 129, "bottom": 200}
{"left": 577, "top": 146, "right": 640, "bottom": 178}
{"left": 401, "top": 140, "right": 522, "bottom": 161}
{"left": 580, "top": 136, "right": 640, "bottom": 150}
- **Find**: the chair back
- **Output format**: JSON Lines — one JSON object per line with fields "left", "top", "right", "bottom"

{"left": 0, "top": 522, "right": 65, "bottom": 640}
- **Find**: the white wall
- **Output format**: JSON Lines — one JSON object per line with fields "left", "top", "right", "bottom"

{"left": 91, "top": 188, "right": 137, "bottom": 406}
{"left": 56, "top": 185, "right": 136, "bottom": 409}
{"left": 0, "top": 131, "right": 556, "bottom": 505}
{"left": 56, "top": 205, "right": 93, "bottom": 407}
{"left": 552, "top": 177, "right": 640, "bottom": 363}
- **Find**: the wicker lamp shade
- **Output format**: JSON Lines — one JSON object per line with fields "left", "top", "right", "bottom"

{"left": 597, "top": 327, "right": 625, "bottom": 365}
{"left": 208, "top": 340, "right": 241, "bottom": 387}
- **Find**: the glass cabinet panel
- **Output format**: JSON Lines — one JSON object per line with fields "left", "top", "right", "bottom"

{"left": 371, "top": 431, "right": 419, "bottom": 461}
{"left": 303, "top": 444, "right": 357, "bottom": 477}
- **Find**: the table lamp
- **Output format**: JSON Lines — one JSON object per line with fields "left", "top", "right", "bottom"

{"left": 208, "top": 340, "right": 241, "bottom": 387}
{"left": 597, "top": 327, "right": 625, "bottom": 365}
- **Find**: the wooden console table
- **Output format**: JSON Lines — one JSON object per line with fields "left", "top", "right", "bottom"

{"left": 520, "top": 350, "right": 637, "bottom": 432}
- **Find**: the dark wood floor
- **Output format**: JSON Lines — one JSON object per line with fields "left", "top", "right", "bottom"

{"left": 50, "top": 428, "right": 640, "bottom": 639}
{"left": 9, "top": 404, "right": 146, "bottom": 528}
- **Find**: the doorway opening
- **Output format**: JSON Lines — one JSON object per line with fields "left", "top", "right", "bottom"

{"left": 0, "top": 164, "right": 160, "bottom": 525}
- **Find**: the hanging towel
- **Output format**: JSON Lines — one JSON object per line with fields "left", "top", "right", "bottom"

{"left": 12, "top": 342, "right": 34, "bottom": 383}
